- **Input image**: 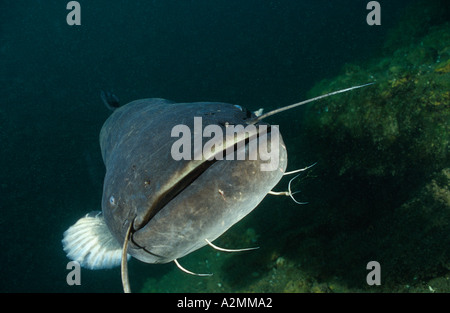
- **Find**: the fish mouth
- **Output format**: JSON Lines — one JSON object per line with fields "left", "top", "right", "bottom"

{"left": 132, "top": 123, "right": 273, "bottom": 233}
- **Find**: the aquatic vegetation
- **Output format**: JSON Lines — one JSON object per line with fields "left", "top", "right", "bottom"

{"left": 305, "top": 22, "right": 449, "bottom": 178}
{"left": 300, "top": 2, "right": 449, "bottom": 290}
{"left": 435, "top": 59, "right": 450, "bottom": 73}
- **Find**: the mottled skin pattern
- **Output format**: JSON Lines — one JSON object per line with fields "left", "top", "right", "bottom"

{"left": 100, "top": 98, "right": 287, "bottom": 264}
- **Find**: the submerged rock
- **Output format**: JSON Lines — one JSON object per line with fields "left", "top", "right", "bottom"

{"left": 300, "top": 0, "right": 449, "bottom": 289}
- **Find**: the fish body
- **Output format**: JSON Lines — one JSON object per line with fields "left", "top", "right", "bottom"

{"left": 63, "top": 98, "right": 287, "bottom": 268}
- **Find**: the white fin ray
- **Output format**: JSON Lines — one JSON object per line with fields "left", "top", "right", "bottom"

{"left": 62, "top": 211, "right": 130, "bottom": 270}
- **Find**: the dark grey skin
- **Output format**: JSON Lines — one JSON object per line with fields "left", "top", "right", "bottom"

{"left": 100, "top": 98, "right": 287, "bottom": 264}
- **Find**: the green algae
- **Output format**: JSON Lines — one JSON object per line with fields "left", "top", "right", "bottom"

{"left": 305, "top": 19, "right": 449, "bottom": 178}
{"left": 299, "top": 1, "right": 450, "bottom": 291}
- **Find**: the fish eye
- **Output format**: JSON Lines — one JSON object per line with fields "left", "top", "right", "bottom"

{"left": 234, "top": 104, "right": 243, "bottom": 111}
{"left": 109, "top": 196, "right": 116, "bottom": 205}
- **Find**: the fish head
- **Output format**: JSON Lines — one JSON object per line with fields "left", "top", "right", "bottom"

{"left": 100, "top": 99, "right": 287, "bottom": 263}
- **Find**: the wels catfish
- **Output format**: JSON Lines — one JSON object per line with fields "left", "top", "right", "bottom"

{"left": 62, "top": 83, "right": 373, "bottom": 292}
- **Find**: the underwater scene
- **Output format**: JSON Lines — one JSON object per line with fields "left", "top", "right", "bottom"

{"left": 1, "top": 0, "right": 449, "bottom": 293}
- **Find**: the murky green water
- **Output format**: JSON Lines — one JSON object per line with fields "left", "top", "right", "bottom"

{"left": 1, "top": 0, "right": 448, "bottom": 293}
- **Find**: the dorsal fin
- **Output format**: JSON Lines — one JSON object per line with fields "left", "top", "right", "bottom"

{"left": 101, "top": 90, "right": 121, "bottom": 111}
